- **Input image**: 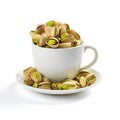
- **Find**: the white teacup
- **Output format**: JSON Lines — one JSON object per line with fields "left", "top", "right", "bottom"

{"left": 32, "top": 42, "right": 98, "bottom": 81}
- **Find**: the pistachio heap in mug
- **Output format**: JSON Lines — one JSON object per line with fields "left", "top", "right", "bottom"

{"left": 29, "top": 20, "right": 82, "bottom": 48}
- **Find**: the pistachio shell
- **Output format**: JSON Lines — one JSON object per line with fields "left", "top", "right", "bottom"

{"left": 79, "top": 76, "right": 87, "bottom": 87}
{"left": 46, "top": 37, "right": 59, "bottom": 48}
{"left": 60, "top": 35, "right": 74, "bottom": 43}
{"left": 46, "top": 20, "right": 55, "bottom": 27}
{"left": 86, "top": 74, "right": 96, "bottom": 85}
{"left": 36, "top": 24, "right": 45, "bottom": 34}
{"left": 67, "top": 29, "right": 81, "bottom": 40}
{"left": 24, "top": 78, "right": 34, "bottom": 86}
{"left": 59, "top": 26, "right": 66, "bottom": 36}
{"left": 76, "top": 71, "right": 90, "bottom": 80}
{"left": 39, "top": 81, "right": 51, "bottom": 89}
{"left": 62, "top": 79, "right": 80, "bottom": 90}
{"left": 23, "top": 67, "right": 37, "bottom": 78}
{"left": 38, "top": 34, "right": 48, "bottom": 47}
{"left": 63, "top": 23, "right": 70, "bottom": 30}
{"left": 45, "top": 26, "right": 52, "bottom": 37}
{"left": 51, "top": 83, "right": 58, "bottom": 90}
{"left": 39, "top": 81, "right": 50, "bottom": 86}
{"left": 29, "top": 31, "right": 41, "bottom": 41}
{"left": 59, "top": 42, "right": 71, "bottom": 48}
{"left": 30, "top": 71, "right": 42, "bottom": 83}
{"left": 56, "top": 82, "right": 63, "bottom": 90}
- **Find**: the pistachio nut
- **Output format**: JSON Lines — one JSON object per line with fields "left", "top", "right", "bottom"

{"left": 36, "top": 24, "right": 45, "bottom": 34}
{"left": 79, "top": 76, "right": 87, "bottom": 87}
{"left": 24, "top": 78, "right": 34, "bottom": 86}
{"left": 46, "top": 37, "right": 59, "bottom": 48}
{"left": 23, "top": 67, "right": 37, "bottom": 79}
{"left": 59, "top": 42, "right": 71, "bottom": 48}
{"left": 62, "top": 79, "right": 80, "bottom": 90}
{"left": 76, "top": 71, "right": 90, "bottom": 80}
{"left": 46, "top": 20, "right": 55, "bottom": 27}
{"left": 71, "top": 41, "right": 77, "bottom": 47}
{"left": 32, "top": 82, "right": 38, "bottom": 88}
{"left": 50, "top": 26, "right": 59, "bottom": 37}
{"left": 86, "top": 74, "right": 96, "bottom": 85}
{"left": 51, "top": 82, "right": 58, "bottom": 90}
{"left": 29, "top": 31, "right": 41, "bottom": 43}
{"left": 59, "top": 26, "right": 66, "bottom": 36}
{"left": 63, "top": 23, "right": 70, "bottom": 30}
{"left": 56, "top": 82, "right": 63, "bottom": 90}
{"left": 38, "top": 34, "right": 48, "bottom": 47}
{"left": 30, "top": 71, "right": 42, "bottom": 83}
{"left": 67, "top": 29, "right": 81, "bottom": 40}
{"left": 60, "top": 33, "right": 74, "bottom": 43}
{"left": 39, "top": 81, "right": 51, "bottom": 89}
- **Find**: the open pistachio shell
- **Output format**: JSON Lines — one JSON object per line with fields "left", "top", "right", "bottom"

{"left": 38, "top": 34, "right": 48, "bottom": 47}
{"left": 60, "top": 35, "right": 74, "bottom": 43}
{"left": 56, "top": 82, "right": 63, "bottom": 90}
{"left": 46, "top": 37, "right": 59, "bottom": 48}
{"left": 36, "top": 24, "right": 45, "bottom": 34}
{"left": 29, "top": 31, "right": 41, "bottom": 41}
{"left": 76, "top": 71, "right": 90, "bottom": 80}
{"left": 67, "top": 29, "right": 81, "bottom": 40}
{"left": 50, "top": 26, "right": 59, "bottom": 37}
{"left": 39, "top": 81, "right": 51, "bottom": 89}
{"left": 23, "top": 67, "right": 37, "bottom": 79}
{"left": 30, "top": 71, "right": 42, "bottom": 83}
{"left": 86, "top": 74, "right": 96, "bottom": 85}
{"left": 51, "top": 82, "right": 58, "bottom": 90}
{"left": 62, "top": 79, "right": 80, "bottom": 90}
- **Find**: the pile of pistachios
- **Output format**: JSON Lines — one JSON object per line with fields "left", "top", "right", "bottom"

{"left": 23, "top": 67, "right": 96, "bottom": 90}
{"left": 29, "top": 20, "right": 82, "bottom": 48}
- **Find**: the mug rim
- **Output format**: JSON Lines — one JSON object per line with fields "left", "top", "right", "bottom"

{"left": 32, "top": 40, "right": 84, "bottom": 51}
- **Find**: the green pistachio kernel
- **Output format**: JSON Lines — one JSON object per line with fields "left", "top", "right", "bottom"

{"left": 32, "top": 82, "right": 38, "bottom": 88}
{"left": 47, "top": 39, "right": 57, "bottom": 45}
{"left": 60, "top": 33, "right": 69, "bottom": 40}
{"left": 46, "top": 20, "right": 55, "bottom": 27}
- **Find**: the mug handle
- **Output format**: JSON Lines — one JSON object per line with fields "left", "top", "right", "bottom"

{"left": 80, "top": 45, "right": 98, "bottom": 70}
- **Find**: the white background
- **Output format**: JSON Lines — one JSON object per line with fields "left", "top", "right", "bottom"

{"left": 0, "top": 0, "right": 120, "bottom": 120}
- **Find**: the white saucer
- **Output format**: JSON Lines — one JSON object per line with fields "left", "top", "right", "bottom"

{"left": 16, "top": 68, "right": 101, "bottom": 95}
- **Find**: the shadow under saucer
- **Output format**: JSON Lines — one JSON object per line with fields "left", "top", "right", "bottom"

{"left": 0, "top": 82, "right": 92, "bottom": 107}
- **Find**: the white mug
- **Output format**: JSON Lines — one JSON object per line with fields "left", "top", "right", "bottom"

{"left": 32, "top": 42, "right": 98, "bottom": 81}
